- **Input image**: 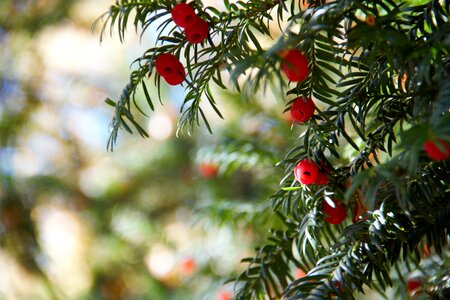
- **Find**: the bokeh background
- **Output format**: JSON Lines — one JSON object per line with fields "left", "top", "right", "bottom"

{"left": 0, "top": 1, "right": 295, "bottom": 299}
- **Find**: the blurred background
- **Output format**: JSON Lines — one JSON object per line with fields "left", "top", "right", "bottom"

{"left": 1, "top": 0, "right": 428, "bottom": 299}
{"left": 0, "top": 1, "right": 297, "bottom": 299}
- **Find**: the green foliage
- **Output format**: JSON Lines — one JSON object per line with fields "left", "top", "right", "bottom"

{"left": 0, "top": 0, "right": 77, "bottom": 32}
{"left": 99, "top": 0, "right": 450, "bottom": 299}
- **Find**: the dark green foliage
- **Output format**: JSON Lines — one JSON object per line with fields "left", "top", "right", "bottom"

{"left": 99, "top": 0, "right": 450, "bottom": 299}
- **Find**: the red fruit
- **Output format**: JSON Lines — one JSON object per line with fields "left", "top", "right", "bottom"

{"left": 154, "top": 53, "right": 186, "bottom": 85}
{"left": 198, "top": 162, "right": 218, "bottom": 178}
{"left": 323, "top": 199, "right": 346, "bottom": 225}
{"left": 314, "top": 171, "right": 329, "bottom": 185}
{"left": 294, "top": 159, "right": 319, "bottom": 185}
{"left": 365, "top": 15, "right": 376, "bottom": 26}
{"left": 216, "top": 290, "right": 231, "bottom": 300}
{"left": 155, "top": 54, "right": 179, "bottom": 76}
{"left": 280, "top": 49, "right": 309, "bottom": 82}
{"left": 179, "top": 257, "right": 196, "bottom": 275}
{"left": 171, "top": 3, "right": 197, "bottom": 28}
{"left": 407, "top": 277, "right": 423, "bottom": 295}
{"left": 164, "top": 71, "right": 186, "bottom": 85}
{"left": 185, "top": 18, "right": 209, "bottom": 44}
{"left": 423, "top": 139, "right": 450, "bottom": 160}
{"left": 290, "top": 97, "right": 315, "bottom": 123}
{"left": 295, "top": 268, "right": 306, "bottom": 279}
{"left": 283, "top": 110, "right": 295, "bottom": 123}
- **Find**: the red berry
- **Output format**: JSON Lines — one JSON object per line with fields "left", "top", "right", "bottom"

{"left": 365, "top": 15, "right": 376, "bottom": 26}
{"left": 407, "top": 277, "right": 423, "bottom": 295}
{"left": 423, "top": 139, "right": 450, "bottom": 160}
{"left": 314, "top": 171, "right": 329, "bottom": 185}
{"left": 323, "top": 199, "right": 346, "bottom": 225}
{"left": 290, "top": 97, "right": 315, "bottom": 123}
{"left": 179, "top": 257, "right": 196, "bottom": 275}
{"left": 163, "top": 72, "right": 185, "bottom": 85}
{"left": 294, "top": 159, "right": 319, "bottom": 185}
{"left": 280, "top": 49, "right": 309, "bottom": 82}
{"left": 185, "top": 18, "right": 209, "bottom": 44}
{"left": 198, "top": 162, "right": 218, "bottom": 178}
{"left": 283, "top": 110, "right": 295, "bottom": 123}
{"left": 295, "top": 268, "right": 306, "bottom": 279}
{"left": 216, "top": 290, "right": 231, "bottom": 300}
{"left": 171, "top": 3, "right": 197, "bottom": 28}
{"left": 154, "top": 53, "right": 186, "bottom": 85}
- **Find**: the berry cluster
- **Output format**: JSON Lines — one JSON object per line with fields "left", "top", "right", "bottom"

{"left": 171, "top": 3, "right": 209, "bottom": 44}
{"left": 155, "top": 2, "right": 209, "bottom": 85}
{"left": 294, "top": 159, "right": 346, "bottom": 224}
{"left": 293, "top": 160, "right": 328, "bottom": 186}
{"left": 279, "top": 49, "right": 350, "bottom": 225}
{"left": 281, "top": 47, "right": 449, "bottom": 228}
{"left": 155, "top": 53, "right": 186, "bottom": 86}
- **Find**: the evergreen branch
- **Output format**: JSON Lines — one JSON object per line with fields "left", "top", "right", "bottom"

{"left": 98, "top": 1, "right": 450, "bottom": 298}
{"left": 98, "top": 0, "right": 292, "bottom": 144}
{"left": 233, "top": 205, "right": 342, "bottom": 299}
{"left": 93, "top": 0, "right": 171, "bottom": 43}
{"left": 107, "top": 68, "right": 150, "bottom": 151}
{"left": 233, "top": 223, "right": 302, "bottom": 300}
{"left": 196, "top": 142, "right": 278, "bottom": 174}
{"left": 195, "top": 200, "right": 271, "bottom": 229}
{"left": 284, "top": 198, "right": 450, "bottom": 299}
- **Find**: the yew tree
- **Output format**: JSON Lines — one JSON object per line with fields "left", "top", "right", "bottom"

{"left": 97, "top": 0, "right": 450, "bottom": 299}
